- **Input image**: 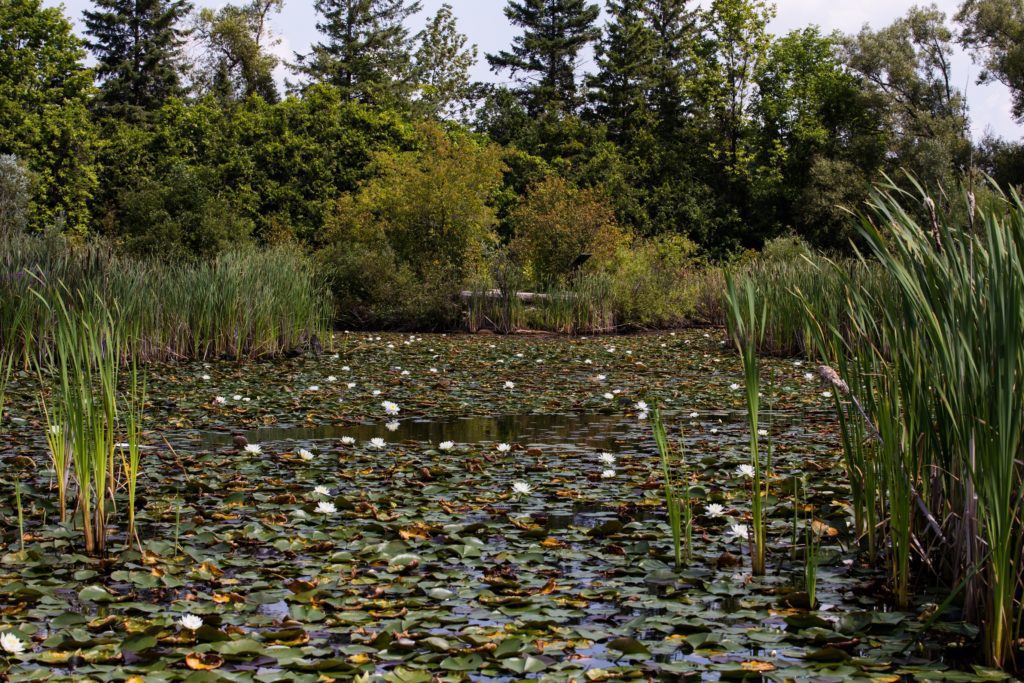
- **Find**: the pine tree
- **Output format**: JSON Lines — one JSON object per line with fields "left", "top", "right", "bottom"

{"left": 83, "top": 0, "right": 193, "bottom": 116}
{"left": 412, "top": 4, "right": 478, "bottom": 121}
{"left": 486, "top": 0, "right": 601, "bottom": 114}
{"left": 589, "top": 0, "right": 656, "bottom": 143}
{"left": 642, "top": 0, "right": 700, "bottom": 139}
{"left": 294, "top": 0, "right": 422, "bottom": 104}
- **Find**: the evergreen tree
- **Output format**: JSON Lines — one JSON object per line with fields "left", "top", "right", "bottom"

{"left": 486, "top": 0, "right": 601, "bottom": 114}
{"left": 589, "top": 0, "right": 656, "bottom": 143}
{"left": 412, "top": 4, "right": 478, "bottom": 121}
{"left": 643, "top": 0, "right": 699, "bottom": 139}
{"left": 294, "top": 0, "right": 422, "bottom": 105}
{"left": 83, "top": 0, "right": 193, "bottom": 116}
{"left": 194, "top": 0, "right": 283, "bottom": 103}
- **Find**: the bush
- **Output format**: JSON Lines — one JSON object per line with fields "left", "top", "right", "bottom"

{"left": 0, "top": 154, "right": 29, "bottom": 236}
{"left": 318, "top": 124, "right": 506, "bottom": 328}
{"left": 116, "top": 164, "right": 254, "bottom": 258}
{"left": 609, "top": 235, "right": 700, "bottom": 329}
{"left": 509, "top": 176, "right": 629, "bottom": 287}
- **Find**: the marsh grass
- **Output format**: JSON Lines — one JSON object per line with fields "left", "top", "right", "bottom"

{"left": 1, "top": 235, "right": 330, "bottom": 363}
{"left": 741, "top": 181, "right": 1024, "bottom": 670}
{"left": 653, "top": 408, "right": 686, "bottom": 569}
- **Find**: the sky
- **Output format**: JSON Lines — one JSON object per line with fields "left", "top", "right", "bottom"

{"left": 45, "top": 0, "right": 1021, "bottom": 140}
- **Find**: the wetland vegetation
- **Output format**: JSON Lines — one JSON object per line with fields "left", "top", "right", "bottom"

{"left": 4, "top": 0, "right": 1024, "bottom": 679}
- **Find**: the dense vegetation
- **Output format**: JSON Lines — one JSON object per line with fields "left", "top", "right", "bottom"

{"left": 1, "top": 0, "right": 1022, "bottom": 329}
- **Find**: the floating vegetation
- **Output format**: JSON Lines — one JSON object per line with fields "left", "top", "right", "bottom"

{"left": 0, "top": 331, "right": 1000, "bottom": 681}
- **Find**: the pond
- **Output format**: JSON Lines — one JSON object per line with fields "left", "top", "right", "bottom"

{"left": 0, "top": 331, "right": 987, "bottom": 681}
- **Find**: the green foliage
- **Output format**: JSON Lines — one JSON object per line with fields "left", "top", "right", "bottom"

{"left": 508, "top": 176, "right": 629, "bottom": 287}
{"left": 296, "top": 0, "right": 422, "bottom": 106}
{"left": 0, "top": 0, "right": 96, "bottom": 232}
{"left": 116, "top": 163, "right": 254, "bottom": 258}
{"left": 608, "top": 235, "right": 700, "bottom": 329}
{"left": 193, "top": 0, "right": 283, "bottom": 103}
{"left": 412, "top": 4, "right": 478, "bottom": 121}
{"left": 487, "top": 0, "right": 601, "bottom": 114}
{"left": 957, "top": 0, "right": 1024, "bottom": 122}
{"left": 0, "top": 155, "right": 30, "bottom": 236}
{"left": 319, "top": 125, "right": 505, "bottom": 328}
{"left": 84, "top": 0, "right": 193, "bottom": 117}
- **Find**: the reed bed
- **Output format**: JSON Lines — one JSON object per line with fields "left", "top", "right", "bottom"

{"left": 0, "top": 234, "right": 331, "bottom": 363}
{"left": 735, "top": 182, "right": 1024, "bottom": 671}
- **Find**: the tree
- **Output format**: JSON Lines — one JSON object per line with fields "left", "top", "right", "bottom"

{"left": 83, "top": 0, "right": 193, "bottom": 116}
{"left": 0, "top": 0, "right": 96, "bottom": 231}
{"left": 643, "top": 0, "right": 700, "bottom": 140}
{"left": 486, "top": 0, "right": 601, "bottom": 114}
{"left": 293, "top": 0, "right": 422, "bottom": 105}
{"left": 589, "top": 0, "right": 656, "bottom": 143}
{"left": 194, "top": 0, "right": 283, "bottom": 103}
{"left": 320, "top": 124, "right": 506, "bottom": 327}
{"left": 411, "top": 4, "right": 478, "bottom": 121}
{"left": 843, "top": 5, "right": 971, "bottom": 189}
{"left": 957, "top": 0, "right": 1024, "bottom": 122}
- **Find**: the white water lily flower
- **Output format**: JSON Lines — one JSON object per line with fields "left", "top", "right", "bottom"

{"left": 401, "top": 370, "right": 410, "bottom": 376}
{"left": 736, "top": 464, "right": 755, "bottom": 478}
{"left": 822, "top": 391, "right": 833, "bottom": 398}
{"left": 496, "top": 443, "right": 511, "bottom": 453}
{"left": 368, "top": 437, "right": 386, "bottom": 450}
{"left": 597, "top": 374, "right": 606, "bottom": 380}
{"left": 710, "top": 428, "right": 719, "bottom": 435}
{"left": 298, "top": 448, "right": 315, "bottom": 461}
{"left": 730, "top": 383, "right": 741, "bottom": 391}
{"left": 346, "top": 382, "right": 356, "bottom": 389}
{"left": 585, "top": 359, "right": 593, "bottom": 364}
{"left": 201, "top": 374, "right": 210, "bottom": 380}
{"left": 386, "top": 421, "right": 400, "bottom": 432}
{"left": 372, "top": 390, "right": 382, "bottom": 396}
{"left": 637, "top": 411, "right": 649, "bottom": 421}
{"left": 728, "top": 524, "right": 750, "bottom": 542}
{"left": 342, "top": 365, "right": 350, "bottom": 371}
{"left": 757, "top": 429, "right": 768, "bottom": 437}
{"left": 327, "top": 376, "right": 337, "bottom": 382}
{"left": 430, "top": 368, "right": 438, "bottom": 373}
{"left": 511, "top": 481, "right": 532, "bottom": 496}
{"left": 505, "top": 381, "right": 515, "bottom": 389}
{"left": 314, "top": 485, "right": 330, "bottom": 496}
{"left": 307, "top": 385, "right": 320, "bottom": 392}
{"left": 179, "top": 614, "right": 203, "bottom": 631}
{"left": 804, "top": 372, "right": 815, "bottom": 381}
{"left": 603, "top": 393, "right": 614, "bottom": 400}
{"left": 601, "top": 469, "right": 616, "bottom": 479}
{"left": 214, "top": 396, "right": 226, "bottom": 404}
{"left": 233, "top": 394, "right": 243, "bottom": 401}
{"left": 382, "top": 401, "right": 400, "bottom": 416}
{"left": 244, "top": 444, "right": 262, "bottom": 455}
{"left": 635, "top": 401, "right": 648, "bottom": 411}
{"left": 0, "top": 632, "right": 25, "bottom": 654}
{"left": 439, "top": 441, "right": 455, "bottom": 451}
{"left": 599, "top": 453, "right": 616, "bottom": 465}
{"left": 705, "top": 503, "right": 726, "bottom": 518}
{"left": 340, "top": 436, "right": 355, "bottom": 446}
{"left": 316, "top": 501, "right": 337, "bottom": 515}
{"left": 689, "top": 412, "right": 699, "bottom": 419}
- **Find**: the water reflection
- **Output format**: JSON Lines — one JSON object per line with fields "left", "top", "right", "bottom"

{"left": 201, "top": 412, "right": 636, "bottom": 451}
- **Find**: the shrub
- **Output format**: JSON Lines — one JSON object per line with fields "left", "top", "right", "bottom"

{"left": 319, "top": 124, "right": 505, "bottom": 328}
{"left": 508, "top": 176, "right": 629, "bottom": 287}
{"left": 0, "top": 154, "right": 29, "bottom": 236}
{"left": 609, "top": 235, "right": 701, "bottom": 329}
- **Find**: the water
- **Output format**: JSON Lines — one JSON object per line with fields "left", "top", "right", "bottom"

{"left": 200, "top": 412, "right": 638, "bottom": 451}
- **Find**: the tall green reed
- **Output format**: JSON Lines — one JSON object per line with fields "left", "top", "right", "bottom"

{"left": 724, "top": 274, "right": 768, "bottom": 576}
